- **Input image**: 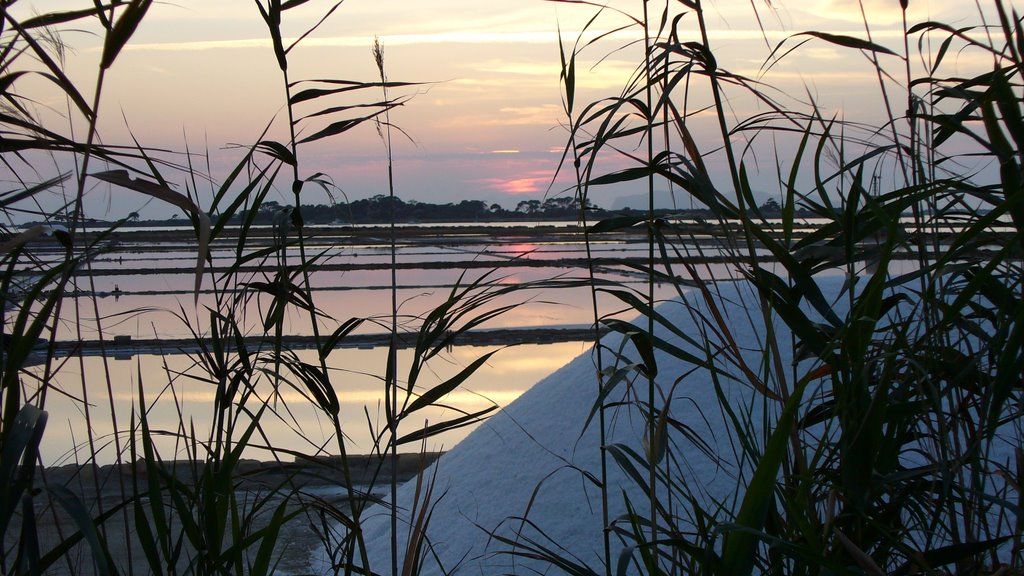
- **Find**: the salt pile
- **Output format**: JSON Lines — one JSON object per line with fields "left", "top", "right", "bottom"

{"left": 305, "top": 272, "right": 1024, "bottom": 573}
{"left": 315, "top": 277, "right": 832, "bottom": 574}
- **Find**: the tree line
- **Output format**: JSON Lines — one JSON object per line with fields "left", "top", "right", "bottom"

{"left": 253, "top": 194, "right": 605, "bottom": 225}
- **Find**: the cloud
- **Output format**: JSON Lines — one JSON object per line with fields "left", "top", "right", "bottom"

{"left": 792, "top": 0, "right": 951, "bottom": 26}
{"left": 120, "top": 28, "right": 860, "bottom": 55}
{"left": 497, "top": 105, "right": 561, "bottom": 121}
{"left": 120, "top": 38, "right": 272, "bottom": 52}
{"left": 440, "top": 104, "right": 562, "bottom": 129}
{"left": 496, "top": 177, "right": 547, "bottom": 195}
{"left": 122, "top": 32, "right": 564, "bottom": 53}
{"left": 802, "top": 47, "right": 845, "bottom": 61}
{"left": 734, "top": 68, "right": 878, "bottom": 82}
{"left": 481, "top": 170, "right": 555, "bottom": 195}
{"left": 468, "top": 60, "right": 558, "bottom": 77}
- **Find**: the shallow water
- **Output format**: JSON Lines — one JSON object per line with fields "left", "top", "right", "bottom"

{"left": 13, "top": 222, "right": 858, "bottom": 466}
{"left": 29, "top": 341, "right": 592, "bottom": 466}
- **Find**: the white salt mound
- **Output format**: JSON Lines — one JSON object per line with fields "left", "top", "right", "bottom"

{"left": 311, "top": 275, "right": 1016, "bottom": 575}
{"left": 308, "top": 277, "right": 802, "bottom": 576}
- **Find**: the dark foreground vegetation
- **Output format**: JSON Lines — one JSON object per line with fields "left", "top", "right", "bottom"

{"left": 0, "top": 1, "right": 1022, "bottom": 576}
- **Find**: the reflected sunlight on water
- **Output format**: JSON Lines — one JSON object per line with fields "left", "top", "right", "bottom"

{"left": 17, "top": 224, "right": 771, "bottom": 467}
{"left": 30, "top": 341, "right": 591, "bottom": 466}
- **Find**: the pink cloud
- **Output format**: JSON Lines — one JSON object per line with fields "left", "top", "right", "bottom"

{"left": 497, "top": 177, "right": 547, "bottom": 195}
{"left": 480, "top": 169, "right": 554, "bottom": 195}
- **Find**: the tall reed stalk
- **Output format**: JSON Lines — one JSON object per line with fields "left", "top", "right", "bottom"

{"left": 372, "top": 36, "right": 403, "bottom": 576}
{"left": 557, "top": 19, "right": 613, "bottom": 575}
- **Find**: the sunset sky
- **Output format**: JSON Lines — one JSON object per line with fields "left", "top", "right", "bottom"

{"left": 9, "top": 0, "right": 992, "bottom": 220}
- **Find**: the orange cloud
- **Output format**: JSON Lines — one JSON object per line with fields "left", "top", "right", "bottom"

{"left": 494, "top": 176, "right": 548, "bottom": 195}
{"left": 477, "top": 156, "right": 557, "bottom": 194}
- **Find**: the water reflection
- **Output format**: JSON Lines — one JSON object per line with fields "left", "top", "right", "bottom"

{"left": 16, "top": 224, "right": 768, "bottom": 468}
{"left": 31, "top": 341, "right": 592, "bottom": 466}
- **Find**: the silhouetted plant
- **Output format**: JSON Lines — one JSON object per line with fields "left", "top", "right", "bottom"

{"left": 532, "top": 0, "right": 1024, "bottom": 574}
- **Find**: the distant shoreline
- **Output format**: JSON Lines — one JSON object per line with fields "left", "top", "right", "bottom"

{"left": 22, "top": 204, "right": 741, "bottom": 230}
{"left": 51, "top": 325, "right": 605, "bottom": 360}
{"left": 41, "top": 452, "right": 444, "bottom": 495}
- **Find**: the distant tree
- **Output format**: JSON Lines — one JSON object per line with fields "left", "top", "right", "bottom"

{"left": 516, "top": 199, "right": 541, "bottom": 214}
{"left": 760, "top": 197, "right": 782, "bottom": 214}
{"left": 455, "top": 199, "right": 489, "bottom": 219}
{"left": 541, "top": 197, "right": 576, "bottom": 217}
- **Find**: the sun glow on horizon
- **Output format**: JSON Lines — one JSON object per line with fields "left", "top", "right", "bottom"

{"left": 484, "top": 174, "right": 553, "bottom": 195}
{"left": 9, "top": 0, "right": 986, "bottom": 220}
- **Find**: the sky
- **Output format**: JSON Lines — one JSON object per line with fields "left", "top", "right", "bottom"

{"left": 6, "top": 0, "right": 996, "bottom": 221}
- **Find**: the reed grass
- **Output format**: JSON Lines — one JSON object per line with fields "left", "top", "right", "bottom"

{"left": 1, "top": 1, "right": 1022, "bottom": 575}
{"left": 528, "top": 0, "right": 1024, "bottom": 574}
{"left": 0, "top": 2, "right": 539, "bottom": 575}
